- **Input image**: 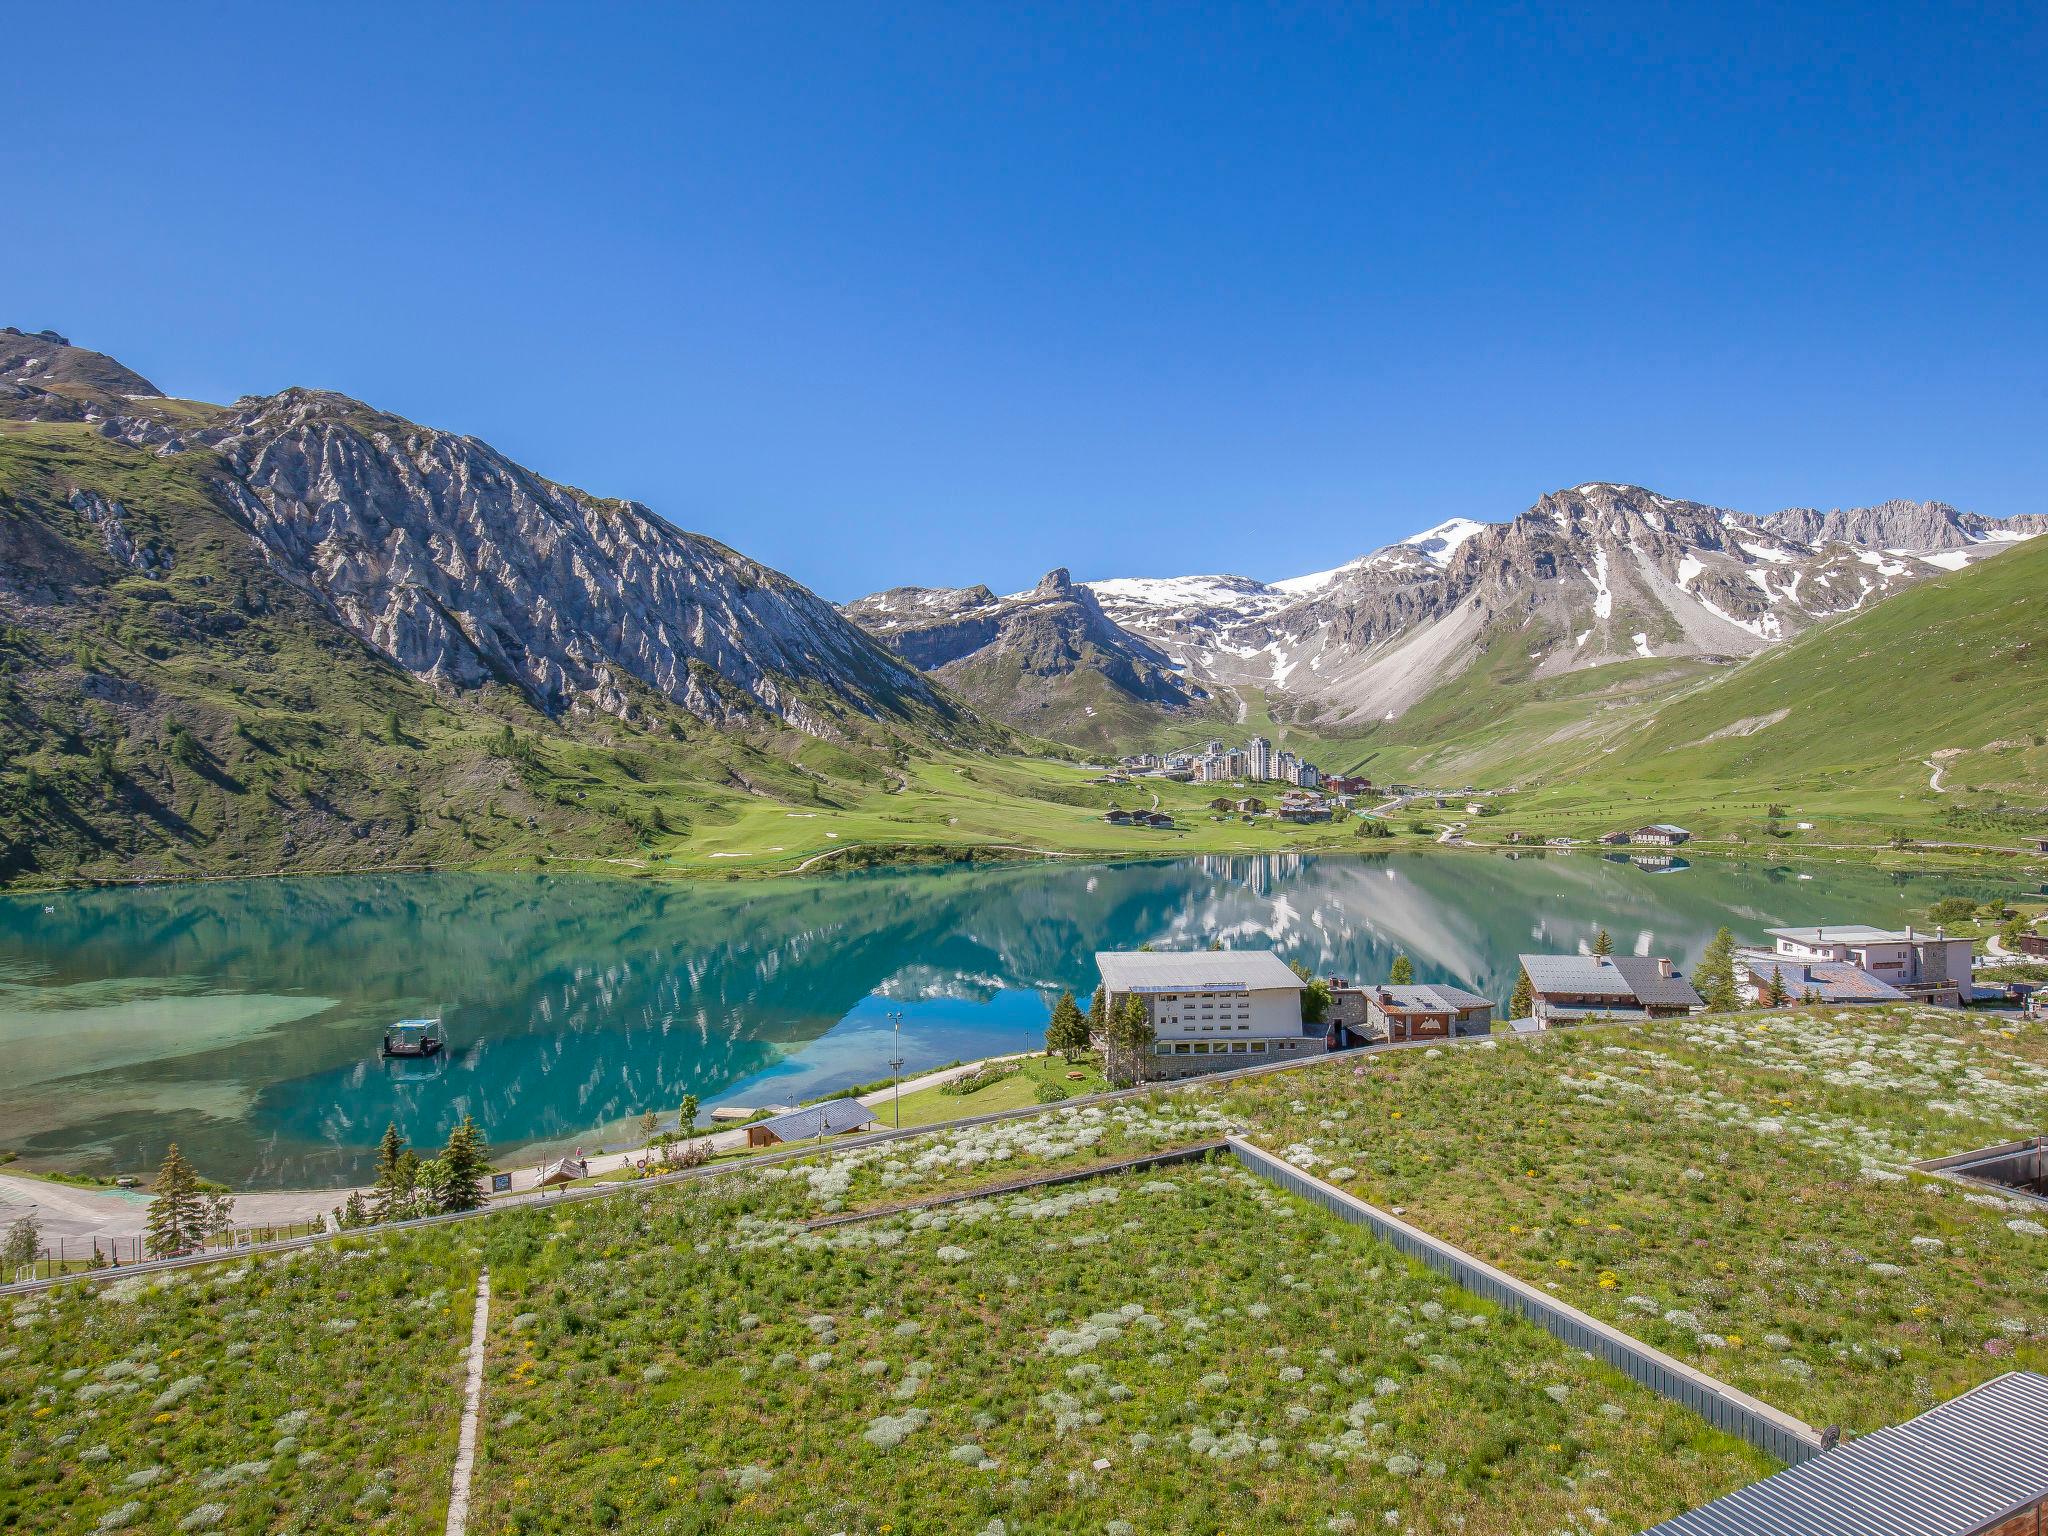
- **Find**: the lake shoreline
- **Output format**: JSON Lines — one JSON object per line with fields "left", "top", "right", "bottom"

{"left": 5, "top": 826, "right": 2042, "bottom": 896}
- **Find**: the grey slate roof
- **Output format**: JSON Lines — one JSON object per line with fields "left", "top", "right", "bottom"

{"left": 750, "top": 1098, "right": 878, "bottom": 1141}
{"left": 1096, "top": 949, "right": 1304, "bottom": 994}
{"left": 1737, "top": 951, "right": 1909, "bottom": 1003}
{"left": 1369, "top": 984, "right": 1494, "bottom": 1013}
{"left": 1644, "top": 1370, "right": 2048, "bottom": 1536}
{"left": 1518, "top": 954, "right": 1640, "bottom": 999}
{"left": 1609, "top": 955, "right": 1705, "bottom": 1009}
{"left": 1518, "top": 953, "right": 1701, "bottom": 1010}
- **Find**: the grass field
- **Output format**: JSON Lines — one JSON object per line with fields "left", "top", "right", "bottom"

{"left": 472, "top": 1160, "right": 1768, "bottom": 1535}
{"left": 11, "top": 1003, "right": 2048, "bottom": 1531}
{"left": 1213, "top": 1005, "right": 2048, "bottom": 1433}
{"left": 861, "top": 1053, "right": 1112, "bottom": 1129}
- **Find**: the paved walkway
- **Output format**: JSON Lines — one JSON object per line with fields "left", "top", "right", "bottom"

{"left": 0, "top": 1053, "right": 1040, "bottom": 1245}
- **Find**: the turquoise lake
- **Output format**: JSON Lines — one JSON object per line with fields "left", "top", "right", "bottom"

{"left": 0, "top": 852, "right": 2024, "bottom": 1188}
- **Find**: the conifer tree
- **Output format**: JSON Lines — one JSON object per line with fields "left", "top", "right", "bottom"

{"left": 1695, "top": 927, "right": 1740, "bottom": 1012}
{"left": 436, "top": 1114, "right": 490, "bottom": 1212}
{"left": 1389, "top": 953, "right": 1414, "bottom": 985}
{"left": 1087, "top": 983, "right": 1107, "bottom": 1033}
{"left": 1509, "top": 967, "right": 1535, "bottom": 1021}
{"left": 1046, "top": 990, "right": 1089, "bottom": 1060}
{"left": 371, "top": 1123, "right": 415, "bottom": 1222}
{"left": 144, "top": 1143, "right": 207, "bottom": 1258}
{"left": 1592, "top": 928, "right": 1614, "bottom": 958}
{"left": 1765, "top": 965, "right": 1790, "bottom": 1008}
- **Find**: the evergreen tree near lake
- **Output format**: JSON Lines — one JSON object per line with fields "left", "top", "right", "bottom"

{"left": 436, "top": 1113, "right": 491, "bottom": 1212}
{"left": 144, "top": 1143, "right": 211, "bottom": 1258}
{"left": 1695, "top": 927, "right": 1741, "bottom": 1013}
{"left": 1509, "top": 967, "right": 1535, "bottom": 1021}
{"left": 1388, "top": 954, "right": 1414, "bottom": 985}
{"left": 1765, "top": 965, "right": 1790, "bottom": 1008}
{"left": 1108, "top": 993, "right": 1155, "bottom": 1087}
{"left": 1046, "top": 990, "right": 1090, "bottom": 1060}
{"left": 1592, "top": 928, "right": 1614, "bottom": 958}
{"left": 1087, "top": 983, "right": 1107, "bottom": 1034}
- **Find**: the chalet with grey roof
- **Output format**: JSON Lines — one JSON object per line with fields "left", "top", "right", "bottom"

{"left": 1517, "top": 953, "right": 1703, "bottom": 1023}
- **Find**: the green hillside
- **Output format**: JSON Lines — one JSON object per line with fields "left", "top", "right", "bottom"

{"left": 1497, "top": 536, "right": 2048, "bottom": 853}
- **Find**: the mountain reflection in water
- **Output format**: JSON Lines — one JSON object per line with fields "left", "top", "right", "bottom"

{"left": 0, "top": 853, "right": 2000, "bottom": 1187}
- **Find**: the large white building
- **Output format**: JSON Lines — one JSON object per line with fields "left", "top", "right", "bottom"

{"left": 1247, "top": 736, "right": 1272, "bottom": 780}
{"left": 1094, "top": 949, "right": 1315, "bottom": 1078}
{"left": 1756, "top": 925, "right": 1974, "bottom": 1007}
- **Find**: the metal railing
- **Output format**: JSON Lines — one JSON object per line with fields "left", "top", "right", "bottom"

{"left": 1226, "top": 1135, "right": 1827, "bottom": 1467}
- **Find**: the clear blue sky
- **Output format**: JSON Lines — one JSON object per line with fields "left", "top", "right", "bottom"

{"left": 7, "top": 2, "right": 2044, "bottom": 599}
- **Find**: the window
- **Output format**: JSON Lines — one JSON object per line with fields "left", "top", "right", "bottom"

{"left": 1249, "top": 1041, "right": 1266, "bottom": 1054}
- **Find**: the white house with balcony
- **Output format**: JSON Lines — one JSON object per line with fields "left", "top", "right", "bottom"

{"left": 1094, "top": 949, "right": 1314, "bottom": 1078}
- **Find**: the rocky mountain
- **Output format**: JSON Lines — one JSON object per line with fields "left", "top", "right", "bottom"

{"left": 845, "top": 567, "right": 1212, "bottom": 748}
{"left": 0, "top": 327, "right": 161, "bottom": 402}
{"left": 3, "top": 333, "right": 968, "bottom": 742}
{"left": 0, "top": 329, "right": 999, "bottom": 884}
{"left": 1087, "top": 483, "right": 2045, "bottom": 731}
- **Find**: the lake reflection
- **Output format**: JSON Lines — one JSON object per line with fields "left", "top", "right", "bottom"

{"left": 0, "top": 853, "right": 2007, "bottom": 1187}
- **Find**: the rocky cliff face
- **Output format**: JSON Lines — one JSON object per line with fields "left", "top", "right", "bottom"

{"left": 201, "top": 390, "right": 958, "bottom": 736}
{"left": 1, "top": 333, "right": 970, "bottom": 744}
{"left": 846, "top": 566, "right": 1209, "bottom": 743}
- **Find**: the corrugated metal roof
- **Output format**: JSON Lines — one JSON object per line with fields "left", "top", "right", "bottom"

{"left": 751, "top": 1098, "right": 878, "bottom": 1141}
{"left": 1645, "top": 1371, "right": 2048, "bottom": 1536}
{"left": 1096, "top": 950, "right": 1304, "bottom": 994}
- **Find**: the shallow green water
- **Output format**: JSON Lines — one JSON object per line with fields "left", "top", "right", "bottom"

{"left": 0, "top": 853, "right": 2015, "bottom": 1187}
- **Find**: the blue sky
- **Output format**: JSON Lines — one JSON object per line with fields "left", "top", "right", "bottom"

{"left": 7, "top": 3, "right": 2044, "bottom": 600}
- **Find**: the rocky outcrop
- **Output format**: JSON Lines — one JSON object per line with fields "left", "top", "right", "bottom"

{"left": 1764, "top": 499, "right": 2048, "bottom": 551}
{"left": 197, "top": 390, "right": 961, "bottom": 736}
{"left": 3, "top": 330, "right": 977, "bottom": 744}
{"left": 846, "top": 566, "right": 1207, "bottom": 738}
{"left": 1089, "top": 482, "right": 2044, "bottom": 728}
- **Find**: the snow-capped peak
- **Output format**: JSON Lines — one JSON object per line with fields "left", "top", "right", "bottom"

{"left": 1397, "top": 516, "right": 1488, "bottom": 567}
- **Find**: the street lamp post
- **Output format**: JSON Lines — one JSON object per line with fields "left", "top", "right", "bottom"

{"left": 888, "top": 1011, "right": 906, "bottom": 1128}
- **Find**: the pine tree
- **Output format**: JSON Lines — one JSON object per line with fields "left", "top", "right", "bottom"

{"left": 1087, "top": 983, "right": 1107, "bottom": 1034}
{"left": 1592, "top": 928, "right": 1614, "bottom": 958}
{"left": 371, "top": 1123, "right": 413, "bottom": 1222}
{"left": 144, "top": 1143, "right": 207, "bottom": 1258}
{"left": 1389, "top": 954, "right": 1414, "bottom": 985}
{"left": 1046, "top": 990, "right": 1089, "bottom": 1060}
{"left": 436, "top": 1114, "right": 491, "bottom": 1212}
{"left": 1695, "top": 927, "right": 1740, "bottom": 1012}
{"left": 1765, "top": 965, "right": 1789, "bottom": 1008}
{"left": 1111, "top": 993, "right": 1155, "bottom": 1086}
{"left": 1509, "top": 967, "right": 1535, "bottom": 1020}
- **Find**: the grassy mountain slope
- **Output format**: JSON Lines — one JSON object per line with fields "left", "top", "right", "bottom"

{"left": 0, "top": 417, "right": 1006, "bottom": 886}
{"left": 1495, "top": 535, "right": 2048, "bottom": 851}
